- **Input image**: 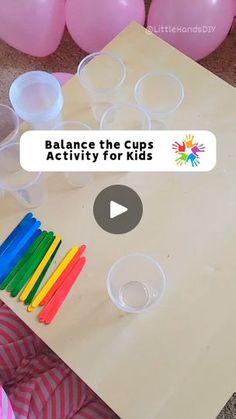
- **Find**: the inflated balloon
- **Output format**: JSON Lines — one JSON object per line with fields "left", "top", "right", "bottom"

{"left": 66, "top": 0, "right": 145, "bottom": 53}
{"left": 147, "top": 0, "right": 234, "bottom": 61}
{"left": 53, "top": 72, "right": 74, "bottom": 86}
{"left": 0, "top": 0, "right": 65, "bottom": 57}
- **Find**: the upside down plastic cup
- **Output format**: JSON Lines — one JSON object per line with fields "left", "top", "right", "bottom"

{"left": 107, "top": 253, "right": 166, "bottom": 313}
{"left": 77, "top": 52, "right": 126, "bottom": 121}
{"left": 100, "top": 104, "right": 152, "bottom": 130}
{"left": 135, "top": 72, "right": 184, "bottom": 127}
{"left": 0, "top": 104, "right": 20, "bottom": 147}
{"left": 0, "top": 142, "right": 48, "bottom": 208}
{"left": 54, "top": 121, "right": 93, "bottom": 188}
{"left": 9, "top": 71, "right": 64, "bottom": 130}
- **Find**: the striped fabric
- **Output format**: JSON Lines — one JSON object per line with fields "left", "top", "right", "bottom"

{"left": 0, "top": 385, "right": 15, "bottom": 419}
{"left": 0, "top": 301, "right": 117, "bottom": 419}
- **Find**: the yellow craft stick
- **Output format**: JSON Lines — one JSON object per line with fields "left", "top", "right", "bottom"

{"left": 20, "top": 236, "right": 62, "bottom": 302}
{"left": 27, "top": 246, "right": 79, "bottom": 312}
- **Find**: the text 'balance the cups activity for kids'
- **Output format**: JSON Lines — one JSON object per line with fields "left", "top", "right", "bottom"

{"left": 20, "top": 130, "right": 216, "bottom": 172}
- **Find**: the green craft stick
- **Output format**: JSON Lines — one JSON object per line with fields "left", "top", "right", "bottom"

{"left": 10, "top": 233, "right": 55, "bottom": 297}
{"left": 10, "top": 232, "right": 55, "bottom": 297}
{"left": 7, "top": 231, "right": 52, "bottom": 293}
{"left": 0, "top": 231, "right": 47, "bottom": 291}
{"left": 24, "top": 240, "right": 62, "bottom": 306}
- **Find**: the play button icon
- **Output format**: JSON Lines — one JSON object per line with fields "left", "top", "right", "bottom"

{"left": 110, "top": 201, "right": 128, "bottom": 219}
{"left": 93, "top": 185, "right": 143, "bottom": 234}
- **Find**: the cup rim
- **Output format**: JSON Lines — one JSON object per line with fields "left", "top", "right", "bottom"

{"left": 107, "top": 252, "right": 166, "bottom": 313}
{"left": 100, "top": 103, "right": 152, "bottom": 130}
{"left": 0, "top": 104, "right": 20, "bottom": 147}
{"left": 135, "top": 71, "right": 185, "bottom": 117}
{"left": 0, "top": 142, "right": 42, "bottom": 192}
{"left": 77, "top": 51, "right": 127, "bottom": 94}
{"left": 9, "top": 71, "right": 64, "bottom": 122}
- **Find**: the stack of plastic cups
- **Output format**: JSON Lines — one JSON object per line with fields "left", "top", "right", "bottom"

{"left": 0, "top": 142, "right": 48, "bottom": 208}
{"left": 9, "top": 71, "right": 64, "bottom": 130}
{"left": 54, "top": 121, "right": 93, "bottom": 188}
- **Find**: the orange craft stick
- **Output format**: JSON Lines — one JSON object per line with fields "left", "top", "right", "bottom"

{"left": 40, "top": 245, "right": 86, "bottom": 306}
{"left": 39, "top": 257, "right": 86, "bottom": 325}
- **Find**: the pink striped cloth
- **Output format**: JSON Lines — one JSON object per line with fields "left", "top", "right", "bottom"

{"left": 0, "top": 385, "right": 15, "bottom": 419}
{"left": 0, "top": 301, "right": 117, "bottom": 419}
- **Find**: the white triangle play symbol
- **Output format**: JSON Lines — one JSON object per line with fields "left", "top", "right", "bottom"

{"left": 110, "top": 201, "right": 128, "bottom": 219}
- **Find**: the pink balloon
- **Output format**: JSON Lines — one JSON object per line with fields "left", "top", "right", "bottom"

{"left": 0, "top": 0, "right": 65, "bottom": 57}
{"left": 66, "top": 0, "right": 145, "bottom": 53}
{"left": 53, "top": 72, "right": 74, "bottom": 86}
{"left": 147, "top": 0, "right": 234, "bottom": 61}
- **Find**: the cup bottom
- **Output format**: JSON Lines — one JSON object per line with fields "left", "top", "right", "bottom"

{"left": 119, "top": 281, "right": 151, "bottom": 310}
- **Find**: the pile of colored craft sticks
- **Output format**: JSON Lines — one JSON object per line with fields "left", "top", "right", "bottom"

{"left": 0, "top": 213, "right": 86, "bottom": 324}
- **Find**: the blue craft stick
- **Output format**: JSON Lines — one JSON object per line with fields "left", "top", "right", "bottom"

{"left": 0, "top": 228, "right": 41, "bottom": 284}
{"left": 0, "top": 230, "right": 45, "bottom": 290}
{"left": 0, "top": 220, "right": 41, "bottom": 284}
{"left": 0, "top": 213, "right": 33, "bottom": 256}
{"left": 0, "top": 229, "right": 42, "bottom": 285}
{"left": 3, "top": 217, "right": 38, "bottom": 258}
{"left": 0, "top": 228, "right": 41, "bottom": 283}
{"left": 2, "top": 218, "right": 36, "bottom": 260}
{"left": 0, "top": 218, "right": 40, "bottom": 268}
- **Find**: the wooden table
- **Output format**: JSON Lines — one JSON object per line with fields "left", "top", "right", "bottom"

{"left": 1, "top": 23, "right": 236, "bottom": 419}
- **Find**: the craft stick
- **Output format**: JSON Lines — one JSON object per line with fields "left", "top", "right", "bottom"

{"left": 0, "top": 231, "right": 47, "bottom": 290}
{"left": 39, "top": 252, "right": 85, "bottom": 321}
{"left": 1, "top": 216, "right": 36, "bottom": 259}
{"left": 4, "top": 229, "right": 41, "bottom": 284}
{"left": 28, "top": 246, "right": 79, "bottom": 312}
{"left": 0, "top": 217, "right": 37, "bottom": 259}
{"left": 20, "top": 235, "right": 62, "bottom": 302}
{"left": 39, "top": 257, "right": 86, "bottom": 325}
{"left": 10, "top": 233, "right": 55, "bottom": 297}
{"left": 6, "top": 231, "right": 49, "bottom": 293}
{"left": 40, "top": 245, "right": 86, "bottom": 307}
{"left": 0, "top": 221, "right": 41, "bottom": 284}
{"left": 0, "top": 213, "right": 33, "bottom": 256}
{"left": 0, "top": 217, "right": 40, "bottom": 263}
{"left": 24, "top": 239, "right": 62, "bottom": 306}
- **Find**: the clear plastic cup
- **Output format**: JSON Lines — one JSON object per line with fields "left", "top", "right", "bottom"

{"left": 9, "top": 71, "right": 64, "bottom": 130}
{"left": 135, "top": 72, "right": 184, "bottom": 120}
{"left": 107, "top": 253, "right": 166, "bottom": 313}
{"left": 0, "top": 142, "right": 48, "bottom": 208}
{"left": 100, "top": 104, "right": 151, "bottom": 130}
{"left": 77, "top": 52, "right": 126, "bottom": 121}
{"left": 0, "top": 104, "right": 20, "bottom": 147}
{"left": 54, "top": 121, "right": 93, "bottom": 188}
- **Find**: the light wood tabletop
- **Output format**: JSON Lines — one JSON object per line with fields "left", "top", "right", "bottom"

{"left": 0, "top": 22, "right": 236, "bottom": 419}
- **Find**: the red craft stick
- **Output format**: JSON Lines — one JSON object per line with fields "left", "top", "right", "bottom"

{"left": 40, "top": 245, "right": 86, "bottom": 306}
{"left": 39, "top": 257, "right": 86, "bottom": 324}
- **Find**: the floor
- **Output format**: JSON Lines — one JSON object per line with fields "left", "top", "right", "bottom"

{"left": 0, "top": 2, "right": 235, "bottom": 418}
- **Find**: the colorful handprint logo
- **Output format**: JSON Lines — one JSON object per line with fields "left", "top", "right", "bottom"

{"left": 172, "top": 134, "right": 205, "bottom": 167}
